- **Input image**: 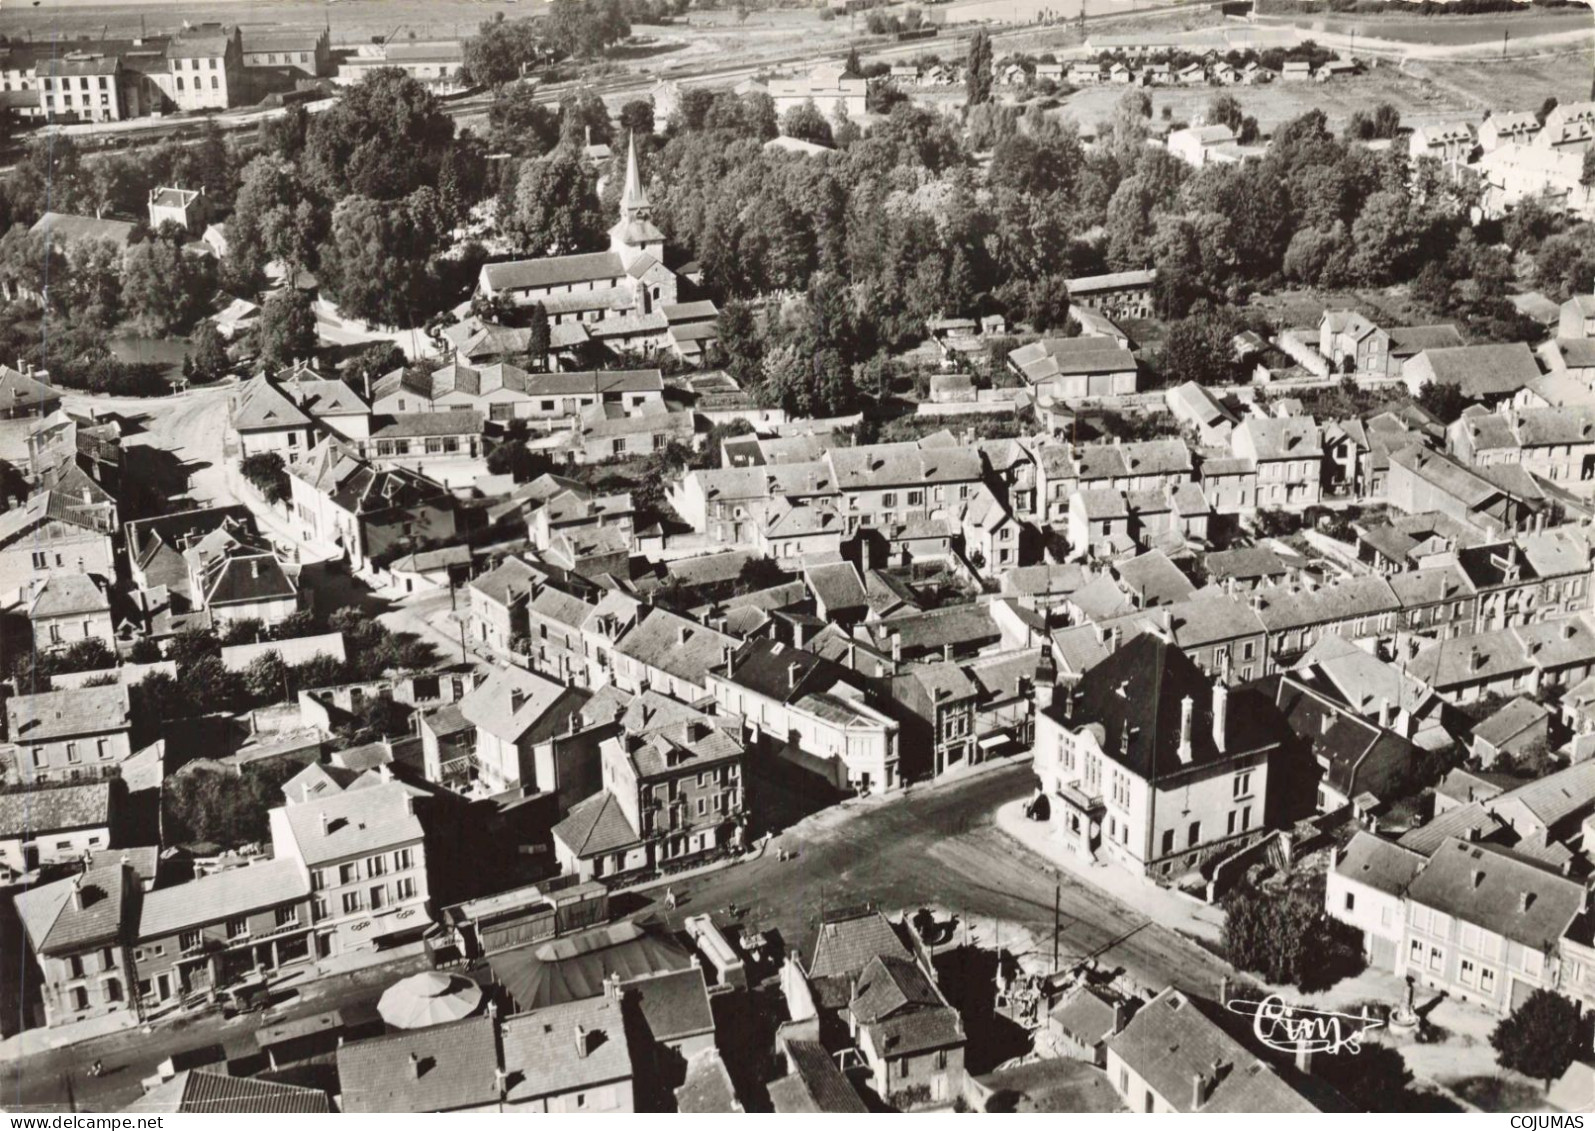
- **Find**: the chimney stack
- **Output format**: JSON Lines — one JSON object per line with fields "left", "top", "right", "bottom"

{"left": 319, "top": 810, "right": 329, "bottom": 836}
{"left": 788, "top": 662, "right": 802, "bottom": 690}
{"left": 1191, "top": 1072, "right": 1207, "bottom": 1112}
{"left": 1212, "top": 681, "right": 1229, "bottom": 753}
{"left": 575, "top": 1024, "right": 590, "bottom": 1059}
{"left": 1177, "top": 695, "right": 1194, "bottom": 764}
{"left": 678, "top": 626, "right": 691, "bottom": 646}
{"left": 409, "top": 1052, "right": 422, "bottom": 1079}
{"left": 1379, "top": 696, "right": 1392, "bottom": 729}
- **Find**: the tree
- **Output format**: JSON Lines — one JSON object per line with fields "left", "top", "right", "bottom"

{"left": 526, "top": 301, "right": 551, "bottom": 371}
{"left": 240, "top": 452, "right": 291, "bottom": 505}
{"left": 486, "top": 83, "right": 562, "bottom": 159}
{"left": 304, "top": 68, "right": 455, "bottom": 202}
{"left": 1415, "top": 380, "right": 1466, "bottom": 424}
{"left": 781, "top": 100, "right": 833, "bottom": 146}
{"left": 619, "top": 98, "right": 655, "bottom": 139}
{"left": 121, "top": 234, "right": 214, "bottom": 336}
{"left": 965, "top": 31, "right": 992, "bottom": 107}
{"left": 62, "top": 237, "right": 125, "bottom": 332}
{"left": 1207, "top": 93, "right": 1243, "bottom": 133}
{"left": 244, "top": 651, "right": 290, "bottom": 704}
{"left": 559, "top": 90, "right": 615, "bottom": 150}
{"left": 165, "top": 626, "right": 221, "bottom": 667}
{"left": 258, "top": 287, "right": 318, "bottom": 372}
{"left": 1582, "top": 148, "right": 1595, "bottom": 191}
{"left": 270, "top": 608, "right": 323, "bottom": 641}
{"left": 507, "top": 149, "right": 604, "bottom": 255}
{"left": 188, "top": 321, "right": 231, "bottom": 384}
{"left": 161, "top": 759, "right": 302, "bottom": 848}
{"left": 1158, "top": 310, "right": 1241, "bottom": 388}
{"left": 1223, "top": 885, "right": 1336, "bottom": 988}
{"left": 545, "top": 0, "right": 630, "bottom": 58}
{"left": 718, "top": 300, "right": 763, "bottom": 387}
{"left": 462, "top": 15, "right": 543, "bottom": 85}
{"left": 1490, "top": 989, "right": 1584, "bottom": 1088}
{"left": 322, "top": 190, "right": 443, "bottom": 328}
{"left": 227, "top": 155, "right": 327, "bottom": 284}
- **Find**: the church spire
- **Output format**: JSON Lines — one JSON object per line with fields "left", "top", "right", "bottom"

{"left": 621, "top": 131, "right": 649, "bottom": 218}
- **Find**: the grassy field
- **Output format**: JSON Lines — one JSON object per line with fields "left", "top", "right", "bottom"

{"left": 1257, "top": 8, "right": 1593, "bottom": 47}
{"left": 0, "top": 0, "right": 537, "bottom": 47}
{"left": 1052, "top": 49, "right": 1590, "bottom": 135}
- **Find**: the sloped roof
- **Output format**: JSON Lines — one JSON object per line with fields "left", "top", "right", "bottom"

{"left": 808, "top": 909, "right": 911, "bottom": 980}
{"left": 138, "top": 857, "right": 308, "bottom": 940}
{"left": 276, "top": 780, "right": 424, "bottom": 867}
{"left": 7, "top": 684, "right": 131, "bottom": 743}
{"left": 337, "top": 1016, "right": 500, "bottom": 1113}
{"left": 1405, "top": 837, "right": 1583, "bottom": 953}
{"left": 0, "top": 781, "right": 113, "bottom": 838}
{"left": 625, "top": 966, "right": 714, "bottom": 1043}
{"left": 501, "top": 995, "right": 633, "bottom": 1101}
{"left": 127, "top": 1069, "right": 330, "bottom": 1114}
{"left": 1105, "top": 988, "right": 1319, "bottom": 1112}
{"left": 551, "top": 790, "right": 641, "bottom": 858}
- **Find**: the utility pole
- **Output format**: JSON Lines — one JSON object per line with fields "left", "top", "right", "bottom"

{"left": 1052, "top": 883, "right": 1060, "bottom": 972}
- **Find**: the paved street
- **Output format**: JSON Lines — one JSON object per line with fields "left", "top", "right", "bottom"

{"left": 644, "top": 761, "right": 1234, "bottom": 1002}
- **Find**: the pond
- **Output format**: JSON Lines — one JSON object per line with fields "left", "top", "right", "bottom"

{"left": 108, "top": 336, "right": 189, "bottom": 384}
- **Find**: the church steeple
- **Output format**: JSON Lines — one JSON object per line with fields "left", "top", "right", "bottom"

{"left": 620, "top": 131, "right": 650, "bottom": 221}
{"left": 609, "top": 131, "right": 664, "bottom": 269}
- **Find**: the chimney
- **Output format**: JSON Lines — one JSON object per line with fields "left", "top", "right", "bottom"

{"left": 1520, "top": 891, "right": 1535, "bottom": 912}
{"left": 71, "top": 872, "right": 86, "bottom": 911}
{"left": 892, "top": 635, "right": 902, "bottom": 664}
{"left": 1379, "top": 697, "right": 1392, "bottom": 729}
{"left": 251, "top": 560, "right": 261, "bottom": 579}
{"left": 510, "top": 688, "right": 527, "bottom": 714}
{"left": 319, "top": 810, "right": 329, "bottom": 836}
{"left": 1472, "top": 869, "right": 1484, "bottom": 888}
{"left": 1177, "top": 695, "right": 1194, "bottom": 764}
{"left": 409, "top": 1052, "right": 422, "bottom": 1079}
{"left": 1111, "top": 626, "right": 1123, "bottom": 652}
{"left": 1212, "top": 681, "right": 1228, "bottom": 753}
{"left": 1191, "top": 1072, "right": 1207, "bottom": 1112}
{"left": 678, "top": 626, "right": 691, "bottom": 646}
{"left": 943, "top": 642, "right": 954, "bottom": 661}
{"left": 1219, "top": 975, "right": 1230, "bottom": 1005}
{"left": 788, "top": 662, "right": 801, "bottom": 690}
{"left": 575, "top": 1024, "right": 590, "bottom": 1059}
{"left": 1110, "top": 998, "right": 1129, "bottom": 1035}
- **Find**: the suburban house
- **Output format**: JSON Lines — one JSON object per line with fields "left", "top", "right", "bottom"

{"left": 1326, "top": 831, "right": 1427, "bottom": 972}
{"left": 1231, "top": 417, "right": 1323, "bottom": 507}
{"left": 0, "top": 483, "right": 118, "bottom": 594}
{"left": 26, "top": 573, "right": 114, "bottom": 654}
{"left": 456, "top": 665, "right": 593, "bottom": 798}
{"left": 288, "top": 438, "right": 457, "bottom": 569}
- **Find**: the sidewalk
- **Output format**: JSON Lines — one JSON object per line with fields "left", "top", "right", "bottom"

{"left": 0, "top": 1009, "right": 137, "bottom": 1063}
{"left": 993, "top": 797, "right": 1225, "bottom": 946}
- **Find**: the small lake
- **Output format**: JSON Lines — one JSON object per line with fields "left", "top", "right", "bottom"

{"left": 108, "top": 336, "right": 190, "bottom": 384}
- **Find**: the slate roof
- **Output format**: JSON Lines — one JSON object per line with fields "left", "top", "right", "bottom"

{"left": 1204, "top": 546, "right": 1289, "bottom": 584}
{"left": 808, "top": 909, "right": 911, "bottom": 980}
{"left": 127, "top": 1069, "right": 330, "bottom": 1114}
{"left": 1397, "top": 800, "right": 1505, "bottom": 856}
{"left": 613, "top": 609, "right": 736, "bottom": 689}
{"left": 1105, "top": 988, "right": 1318, "bottom": 1112}
{"left": 337, "top": 1016, "right": 500, "bottom": 1113}
{"left": 625, "top": 966, "right": 715, "bottom": 1043}
{"left": 489, "top": 920, "right": 691, "bottom": 1011}
{"left": 769, "top": 1038, "right": 869, "bottom": 1113}
{"left": 276, "top": 780, "right": 424, "bottom": 867}
{"left": 27, "top": 573, "right": 108, "bottom": 620}
{"left": 1405, "top": 837, "right": 1584, "bottom": 954}
{"left": 481, "top": 251, "right": 628, "bottom": 293}
{"left": 15, "top": 859, "right": 129, "bottom": 955}
{"left": 1471, "top": 696, "right": 1550, "bottom": 751}
{"left": 501, "top": 995, "right": 633, "bottom": 1101}
{"left": 0, "top": 366, "right": 63, "bottom": 413}
{"left": 0, "top": 781, "right": 113, "bottom": 838}
{"left": 232, "top": 376, "right": 312, "bottom": 432}
{"left": 1409, "top": 343, "right": 1541, "bottom": 400}
{"left": 30, "top": 213, "right": 136, "bottom": 248}
{"left": 804, "top": 561, "right": 867, "bottom": 613}
{"left": 675, "top": 1048, "right": 742, "bottom": 1112}
{"left": 1492, "top": 759, "right": 1595, "bottom": 830}
{"left": 137, "top": 857, "right": 308, "bottom": 940}
{"left": 851, "top": 954, "right": 964, "bottom": 1057}
{"left": 369, "top": 411, "right": 483, "bottom": 439}
{"left": 1051, "top": 634, "right": 1284, "bottom": 780}
{"left": 7, "top": 684, "right": 131, "bottom": 742}
{"left": 551, "top": 791, "right": 641, "bottom": 858}
{"left": 458, "top": 665, "right": 576, "bottom": 744}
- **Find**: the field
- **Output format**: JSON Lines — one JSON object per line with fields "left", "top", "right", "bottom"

{"left": 1051, "top": 49, "right": 1591, "bottom": 135}
{"left": 1257, "top": 8, "right": 1593, "bottom": 48}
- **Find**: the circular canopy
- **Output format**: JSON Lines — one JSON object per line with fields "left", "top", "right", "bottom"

{"left": 377, "top": 971, "right": 483, "bottom": 1030}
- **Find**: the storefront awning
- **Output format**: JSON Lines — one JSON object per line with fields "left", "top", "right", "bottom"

{"left": 336, "top": 906, "right": 429, "bottom": 950}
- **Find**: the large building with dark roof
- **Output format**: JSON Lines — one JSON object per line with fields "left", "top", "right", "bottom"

{"left": 1034, "top": 634, "right": 1289, "bottom": 878}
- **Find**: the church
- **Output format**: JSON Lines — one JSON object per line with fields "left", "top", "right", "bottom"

{"left": 476, "top": 134, "right": 681, "bottom": 356}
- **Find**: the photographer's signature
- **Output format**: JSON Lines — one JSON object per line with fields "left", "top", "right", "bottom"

{"left": 1226, "top": 995, "right": 1384, "bottom": 1055}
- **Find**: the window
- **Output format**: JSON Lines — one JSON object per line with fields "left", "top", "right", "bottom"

{"left": 96, "top": 739, "right": 109, "bottom": 760}
{"left": 71, "top": 987, "right": 89, "bottom": 1012}
{"left": 1120, "top": 1068, "right": 1129, "bottom": 1092}
{"left": 1233, "top": 772, "right": 1252, "bottom": 797}
{"left": 339, "top": 863, "right": 358, "bottom": 886}
{"left": 935, "top": 1049, "right": 948, "bottom": 1070}
{"left": 342, "top": 891, "right": 365, "bottom": 915}
{"left": 1161, "top": 829, "right": 1174, "bottom": 854}
{"left": 68, "top": 955, "right": 84, "bottom": 979}
{"left": 396, "top": 877, "right": 416, "bottom": 900}
{"left": 31, "top": 550, "right": 46, "bottom": 569}
{"left": 882, "top": 492, "right": 897, "bottom": 507}
{"left": 1344, "top": 892, "right": 1355, "bottom": 912}
{"left": 226, "top": 915, "right": 248, "bottom": 939}
{"left": 1187, "top": 821, "right": 1201, "bottom": 847}
{"left": 1460, "top": 958, "right": 1476, "bottom": 986}
{"left": 370, "top": 886, "right": 387, "bottom": 911}
{"left": 1427, "top": 944, "right": 1443, "bottom": 972}
{"left": 313, "top": 895, "right": 330, "bottom": 920}
{"left": 366, "top": 855, "right": 387, "bottom": 879}
{"left": 275, "top": 905, "right": 298, "bottom": 929}
{"left": 697, "top": 798, "right": 707, "bottom": 816}
{"left": 180, "top": 930, "right": 201, "bottom": 952}
{"left": 395, "top": 848, "right": 413, "bottom": 874}
{"left": 1227, "top": 811, "right": 1237, "bottom": 836}
{"left": 30, "top": 748, "right": 44, "bottom": 769}
{"left": 1480, "top": 967, "right": 1495, "bottom": 993}
{"left": 66, "top": 743, "right": 80, "bottom": 764}
{"left": 176, "top": 76, "right": 184, "bottom": 91}
{"left": 907, "top": 490, "right": 923, "bottom": 506}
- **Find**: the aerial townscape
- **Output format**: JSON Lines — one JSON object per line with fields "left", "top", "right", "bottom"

{"left": 2, "top": 0, "right": 1595, "bottom": 1117}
